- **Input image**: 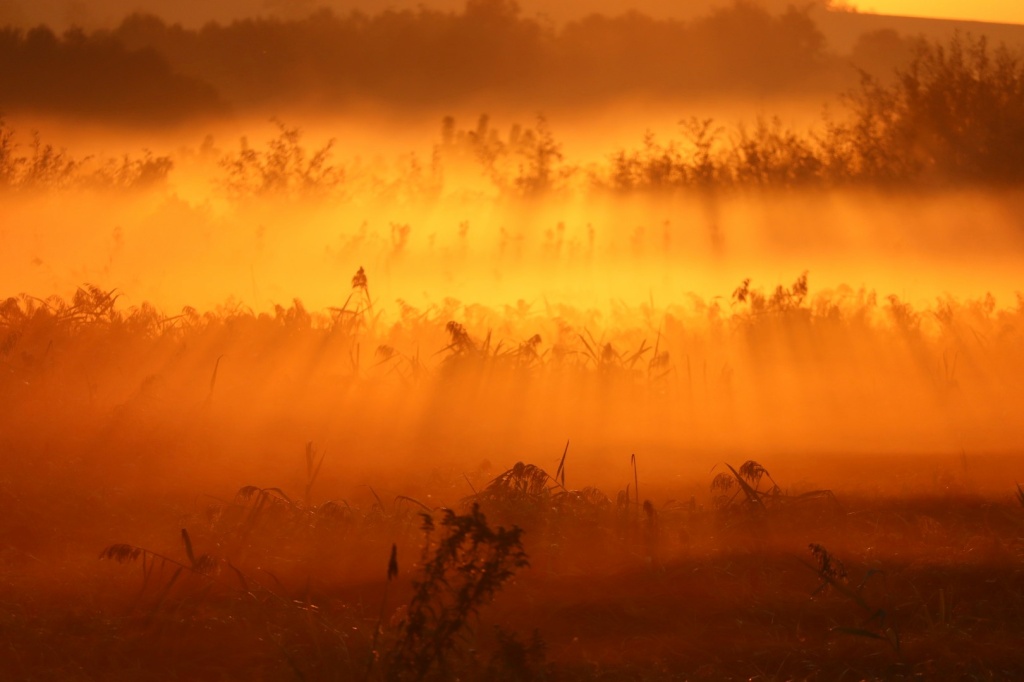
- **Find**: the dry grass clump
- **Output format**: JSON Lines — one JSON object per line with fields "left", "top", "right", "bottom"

{"left": 711, "top": 459, "right": 841, "bottom": 517}
{"left": 220, "top": 120, "right": 343, "bottom": 199}
{"left": 384, "top": 504, "right": 530, "bottom": 681}
{"left": 806, "top": 542, "right": 901, "bottom": 654}
{"left": 0, "top": 118, "right": 172, "bottom": 191}
{"left": 461, "top": 455, "right": 619, "bottom": 582}
{"left": 438, "top": 114, "right": 568, "bottom": 197}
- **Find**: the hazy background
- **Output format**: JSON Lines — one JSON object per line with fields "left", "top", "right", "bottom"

{"left": 2, "top": 0, "right": 1023, "bottom": 496}
{"left": 2, "top": 0, "right": 1023, "bottom": 129}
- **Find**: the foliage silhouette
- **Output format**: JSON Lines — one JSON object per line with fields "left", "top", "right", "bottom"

{"left": 386, "top": 504, "right": 529, "bottom": 681}
{"left": 0, "top": 118, "right": 172, "bottom": 191}
{"left": 0, "top": 25, "right": 224, "bottom": 123}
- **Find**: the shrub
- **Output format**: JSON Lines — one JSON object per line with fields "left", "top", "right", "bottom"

{"left": 220, "top": 119, "right": 342, "bottom": 198}
{"left": 829, "top": 34, "right": 1024, "bottom": 184}
{"left": 387, "top": 504, "right": 529, "bottom": 681}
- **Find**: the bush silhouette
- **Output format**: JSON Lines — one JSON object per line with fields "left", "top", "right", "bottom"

{"left": 830, "top": 34, "right": 1024, "bottom": 184}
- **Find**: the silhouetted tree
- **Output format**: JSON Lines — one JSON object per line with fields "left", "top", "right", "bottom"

{"left": 0, "top": 24, "right": 224, "bottom": 123}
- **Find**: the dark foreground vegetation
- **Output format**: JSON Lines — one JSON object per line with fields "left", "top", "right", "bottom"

{"left": 2, "top": 280, "right": 1024, "bottom": 679}
{"left": 5, "top": 438, "right": 1024, "bottom": 680}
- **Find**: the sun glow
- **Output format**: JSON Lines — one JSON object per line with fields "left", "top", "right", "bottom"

{"left": 837, "top": 0, "right": 1024, "bottom": 24}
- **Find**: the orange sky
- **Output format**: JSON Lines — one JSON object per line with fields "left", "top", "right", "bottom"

{"left": 2, "top": 1, "right": 1024, "bottom": 29}
{"left": 1, "top": 1, "right": 1023, "bottom": 30}
{"left": 845, "top": 0, "right": 1024, "bottom": 24}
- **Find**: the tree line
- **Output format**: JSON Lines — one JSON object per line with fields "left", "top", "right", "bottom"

{"left": 0, "top": 0, "right": 923, "bottom": 123}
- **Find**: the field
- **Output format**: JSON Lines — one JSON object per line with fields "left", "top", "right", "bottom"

{"left": 3, "top": 5, "right": 1024, "bottom": 680}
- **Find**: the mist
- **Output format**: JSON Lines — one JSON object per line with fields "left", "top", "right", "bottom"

{"left": 4, "top": 110, "right": 1024, "bottom": 482}
{"left": 4, "top": 4, "right": 1024, "bottom": 680}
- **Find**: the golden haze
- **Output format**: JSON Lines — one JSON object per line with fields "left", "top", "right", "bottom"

{"left": 4, "top": 4, "right": 1024, "bottom": 680}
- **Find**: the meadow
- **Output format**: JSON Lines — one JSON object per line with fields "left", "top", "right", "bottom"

{"left": 3, "top": 27, "right": 1024, "bottom": 681}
